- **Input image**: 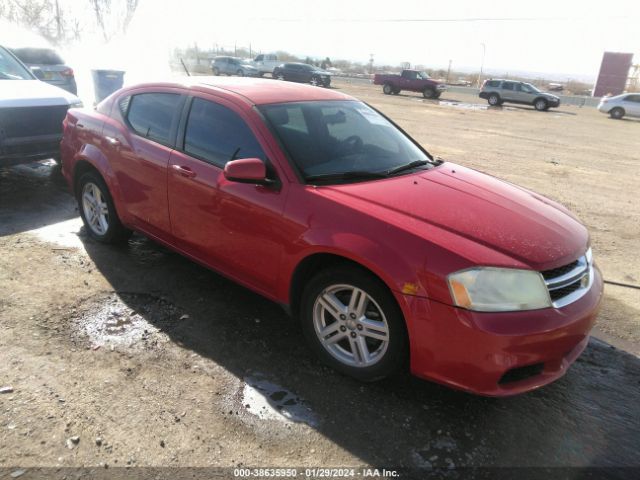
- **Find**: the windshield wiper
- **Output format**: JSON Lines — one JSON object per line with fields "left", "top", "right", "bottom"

{"left": 385, "top": 160, "right": 430, "bottom": 176}
{"left": 305, "top": 171, "right": 388, "bottom": 184}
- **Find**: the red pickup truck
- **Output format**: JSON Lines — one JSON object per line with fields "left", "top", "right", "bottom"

{"left": 373, "top": 70, "right": 446, "bottom": 99}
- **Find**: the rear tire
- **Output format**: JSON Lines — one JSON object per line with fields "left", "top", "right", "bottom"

{"left": 300, "top": 265, "right": 408, "bottom": 382}
{"left": 610, "top": 107, "right": 625, "bottom": 119}
{"left": 488, "top": 93, "right": 501, "bottom": 106}
{"left": 383, "top": 84, "right": 393, "bottom": 95}
{"left": 237, "top": 69, "right": 244, "bottom": 77}
{"left": 212, "top": 67, "right": 220, "bottom": 75}
{"left": 77, "top": 171, "right": 131, "bottom": 244}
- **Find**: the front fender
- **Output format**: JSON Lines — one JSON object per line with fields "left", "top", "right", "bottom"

{"left": 280, "top": 228, "right": 429, "bottom": 303}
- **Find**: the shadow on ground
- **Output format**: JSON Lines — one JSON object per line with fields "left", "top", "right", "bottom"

{"left": 79, "top": 232, "right": 640, "bottom": 471}
{"left": 0, "top": 160, "right": 77, "bottom": 236}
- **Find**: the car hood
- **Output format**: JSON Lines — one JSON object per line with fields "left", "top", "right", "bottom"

{"left": 314, "top": 162, "right": 588, "bottom": 269}
{"left": 0, "top": 79, "right": 80, "bottom": 107}
{"left": 541, "top": 92, "right": 560, "bottom": 100}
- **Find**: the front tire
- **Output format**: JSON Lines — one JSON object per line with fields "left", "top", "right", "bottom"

{"left": 383, "top": 83, "right": 393, "bottom": 95}
{"left": 300, "top": 266, "right": 408, "bottom": 382}
{"left": 610, "top": 107, "right": 625, "bottom": 119}
{"left": 77, "top": 171, "right": 131, "bottom": 244}
{"left": 212, "top": 67, "right": 220, "bottom": 75}
{"left": 423, "top": 87, "right": 436, "bottom": 99}
{"left": 534, "top": 98, "right": 548, "bottom": 111}
{"left": 237, "top": 69, "right": 244, "bottom": 77}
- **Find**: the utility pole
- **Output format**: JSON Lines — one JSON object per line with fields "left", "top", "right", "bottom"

{"left": 369, "top": 54, "right": 374, "bottom": 74}
{"left": 477, "top": 43, "right": 486, "bottom": 87}
{"left": 446, "top": 59, "right": 452, "bottom": 83}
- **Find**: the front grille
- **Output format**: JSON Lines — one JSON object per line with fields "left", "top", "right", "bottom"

{"left": 541, "top": 260, "right": 579, "bottom": 280}
{"left": 548, "top": 281, "right": 582, "bottom": 301}
{"left": 0, "top": 105, "right": 68, "bottom": 139}
{"left": 541, "top": 251, "right": 592, "bottom": 308}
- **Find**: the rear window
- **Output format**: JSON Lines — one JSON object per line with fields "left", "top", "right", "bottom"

{"left": 12, "top": 48, "right": 64, "bottom": 65}
{"left": 126, "top": 93, "right": 181, "bottom": 146}
{"left": 486, "top": 80, "right": 500, "bottom": 87}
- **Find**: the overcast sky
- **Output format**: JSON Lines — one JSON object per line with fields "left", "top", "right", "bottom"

{"left": 122, "top": 0, "right": 639, "bottom": 80}
{"left": 2, "top": 0, "right": 638, "bottom": 81}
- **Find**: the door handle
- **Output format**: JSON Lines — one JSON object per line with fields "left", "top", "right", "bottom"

{"left": 172, "top": 164, "right": 197, "bottom": 178}
{"left": 104, "top": 136, "right": 121, "bottom": 147}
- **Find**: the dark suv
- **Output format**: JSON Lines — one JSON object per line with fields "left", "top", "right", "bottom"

{"left": 272, "top": 63, "right": 331, "bottom": 87}
{"left": 479, "top": 79, "right": 560, "bottom": 111}
{"left": 11, "top": 46, "right": 77, "bottom": 95}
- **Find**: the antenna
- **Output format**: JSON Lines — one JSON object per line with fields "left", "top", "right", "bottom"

{"left": 180, "top": 58, "right": 191, "bottom": 77}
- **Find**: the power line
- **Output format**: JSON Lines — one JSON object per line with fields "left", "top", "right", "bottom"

{"left": 254, "top": 16, "right": 628, "bottom": 23}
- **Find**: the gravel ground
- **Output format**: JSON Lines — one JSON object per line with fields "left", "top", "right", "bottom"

{"left": 0, "top": 79, "right": 638, "bottom": 479}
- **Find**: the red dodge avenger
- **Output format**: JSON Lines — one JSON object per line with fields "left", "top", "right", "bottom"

{"left": 61, "top": 77, "right": 603, "bottom": 396}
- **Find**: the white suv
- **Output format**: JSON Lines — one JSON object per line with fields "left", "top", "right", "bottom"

{"left": 0, "top": 45, "right": 82, "bottom": 165}
{"left": 597, "top": 93, "right": 640, "bottom": 120}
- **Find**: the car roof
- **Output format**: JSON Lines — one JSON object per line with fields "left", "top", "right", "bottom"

{"left": 125, "top": 77, "right": 354, "bottom": 106}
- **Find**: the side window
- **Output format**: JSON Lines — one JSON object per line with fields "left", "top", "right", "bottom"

{"left": 183, "top": 98, "right": 265, "bottom": 168}
{"left": 486, "top": 80, "right": 499, "bottom": 88}
{"left": 255, "top": 55, "right": 263, "bottom": 62}
{"left": 126, "top": 93, "right": 181, "bottom": 145}
{"left": 502, "top": 82, "right": 515, "bottom": 91}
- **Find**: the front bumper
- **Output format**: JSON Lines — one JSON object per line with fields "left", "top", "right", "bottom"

{"left": 397, "top": 266, "right": 603, "bottom": 396}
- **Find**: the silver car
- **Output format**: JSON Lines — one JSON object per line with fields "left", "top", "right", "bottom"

{"left": 211, "top": 56, "right": 260, "bottom": 77}
{"left": 479, "top": 79, "right": 560, "bottom": 111}
{"left": 597, "top": 93, "right": 640, "bottom": 120}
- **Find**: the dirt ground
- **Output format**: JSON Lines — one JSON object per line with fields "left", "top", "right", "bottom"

{"left": 0, "top": 78, "right": 639, "bottom": 478}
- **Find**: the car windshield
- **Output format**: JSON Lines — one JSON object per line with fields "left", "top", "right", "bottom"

{"left": 0, "top": 46, "right": 34, "bottom": 80}
{"left": 523, "top": 83, "right": 541, "bottom": 93}
{"left": 260, "top": 100, "right": 433, "bottom": 183}
{"left": 417, "top": 71, "right": 431, "bottom": 79}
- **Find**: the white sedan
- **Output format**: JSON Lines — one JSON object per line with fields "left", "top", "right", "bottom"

{"left": 597, "top": 93, "right": 640, "bottom": 120}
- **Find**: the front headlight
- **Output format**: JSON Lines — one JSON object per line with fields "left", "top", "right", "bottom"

{"left": 448, "top": 267, "right": 551, "bottom": 312}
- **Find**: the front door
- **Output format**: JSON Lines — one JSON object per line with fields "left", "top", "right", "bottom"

{"left": 168, "top": 95, "right": 289, "bottom": 294}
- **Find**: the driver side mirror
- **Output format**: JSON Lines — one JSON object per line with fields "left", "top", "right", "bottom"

{"left": 224, "top": 158, "right": 273, "bottom": 186}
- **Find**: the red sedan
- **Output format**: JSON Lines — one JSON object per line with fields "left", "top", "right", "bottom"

{"left": 60, "top": 78, "right": 603, "bottom": 396}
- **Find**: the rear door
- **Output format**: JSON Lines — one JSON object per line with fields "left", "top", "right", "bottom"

{"left": 167, "top": 95, "right": 289, "bottom": 291}
{"left": 501, "top": 81, "right": 517, "bottom": 101}
{"left": 623, "top": 94, "right": 640, "bottom": 116}
{"left": 102, "top": 89, "right": 184, "bottom": 238}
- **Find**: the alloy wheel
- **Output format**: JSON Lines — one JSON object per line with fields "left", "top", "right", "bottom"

{"left": 313, "top": 284, "right": 390, "bottom": 367}
{"left": 82, "top": 182, "right": 109, "bottom": 236}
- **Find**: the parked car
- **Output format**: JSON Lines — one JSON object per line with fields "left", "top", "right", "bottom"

{"left": 251, "top": 53, "right": 280, "bottom": 76}
{"left": 10, "top": 46, "right": 77, "bottom": 94}
{"left": 597, "top": 93, "right": 640, "bottom": 119}
{"left": 211, "top": 56, "right": 259, "bottom": 77}
{"left": 0, "top": 45, "right": 82, "bottom": 166}
{"left": 60, "top": 77, "right": 602, "bottom": 396}
{"left": 272, "top": 63, "right": 331, "bottom": 87}
{"left": 373, "top": 70, "right": 446, "bottom": 99}
{"left": 479, "top": 79, "right": 560, "bottom": 111}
